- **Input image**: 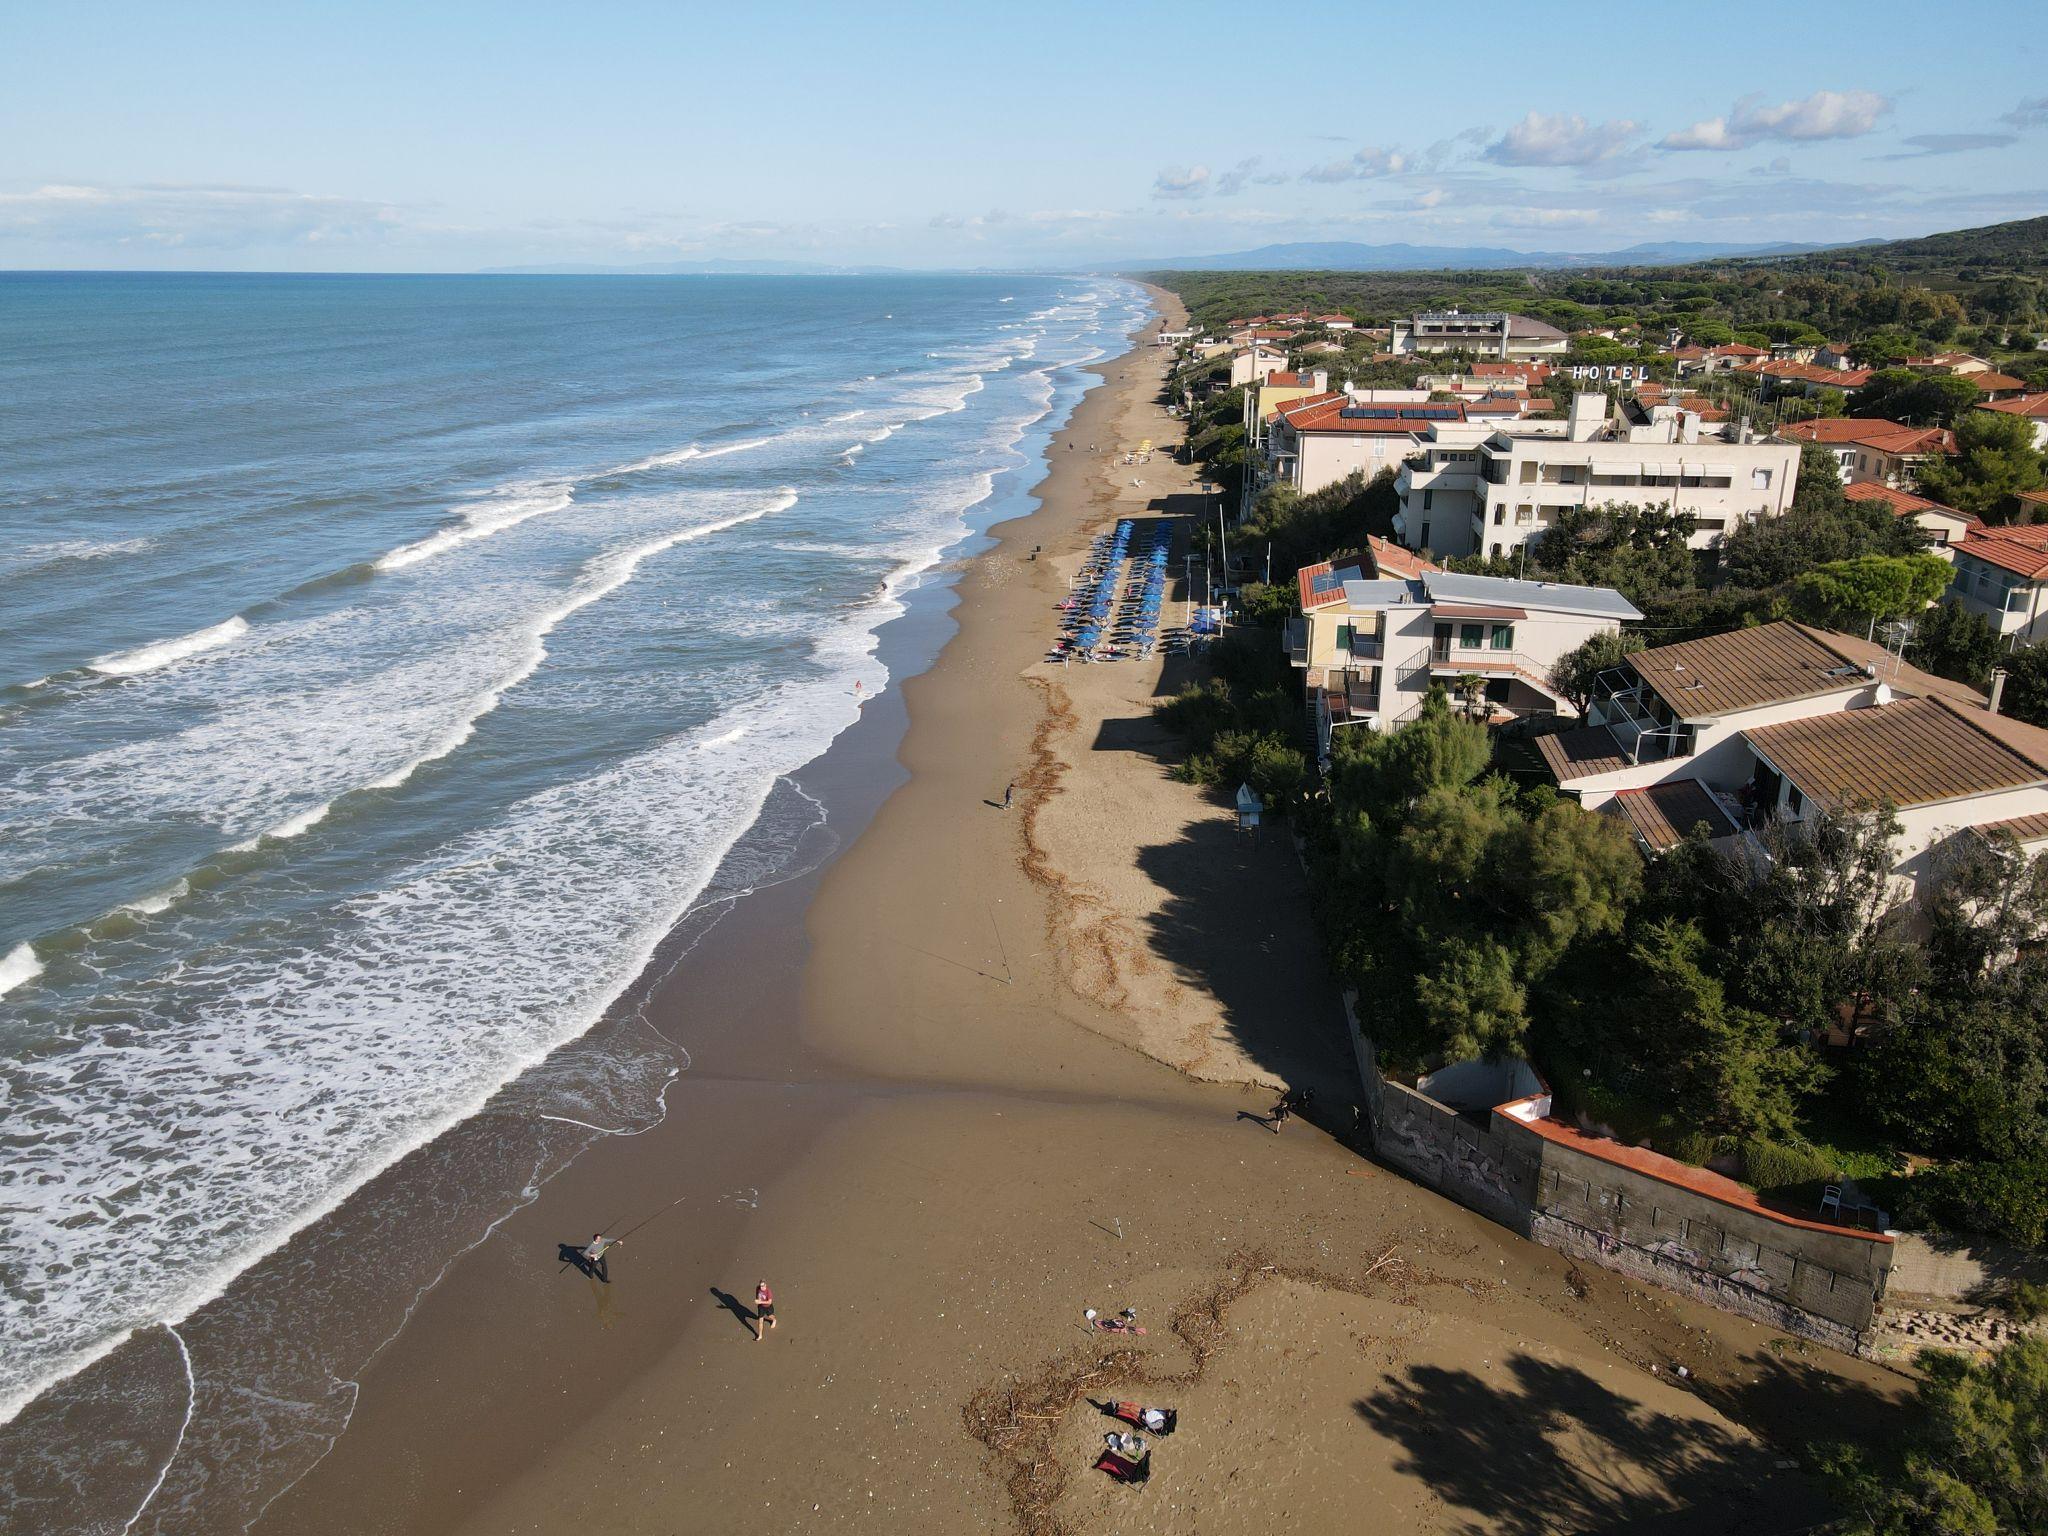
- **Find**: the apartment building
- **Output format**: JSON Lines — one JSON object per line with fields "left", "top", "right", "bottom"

{"left": 1264, "top": 395, "right": 1467, "bottom": 496}
{"left": 1391, "top": 310, "right": 1569, "bottom": 360}
{"left": 1778, "top": 418, "right": 1957, "bottom": 490}
{"left": 1538, "top": 621, "right": 2048, "bottom": 890}
{"left": 1229, "top": 347, "right": 1289, "bottom": 388}
{"left": 1947, "top": 524, "right": 2048, "bottom": 646}
{"left": 1392, "top": 393, "right": 1800, "bottom": 559}
{"left": 1284, "top": 557, "right": 1640, "bottom": 754}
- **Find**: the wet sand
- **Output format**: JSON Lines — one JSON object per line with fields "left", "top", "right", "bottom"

{"left": 245, "top": 291, "right": 1900, "bottom": 1536}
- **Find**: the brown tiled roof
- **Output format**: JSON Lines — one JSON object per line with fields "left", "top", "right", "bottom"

{"left": 1976, "top": 811, "right": 2048, "bottom": 847}
{"left": 1537, "top": 725, "right": 1631, "bottom": 784}
{"left": 1607, "top": 780, "right": 1740, "bottom": 850}
{"left": 1624, "top": 621, "right": 1872, "bottom": 718}
{"left": 1979, "top": 393, "right": 2048, "bottom": 420}
{"left": 1956, "top": 525, "right": 2048, "bottom": 580}
{"left": 1972, "top": 372, "right": 2029, "bottom": 393}
{"left": 1742, "top": 696, "right": 2048, "bottom": 812}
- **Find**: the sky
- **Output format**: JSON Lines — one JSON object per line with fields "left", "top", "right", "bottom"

{"left": 5, "top": 0, "right": 2046, "bottom": 272}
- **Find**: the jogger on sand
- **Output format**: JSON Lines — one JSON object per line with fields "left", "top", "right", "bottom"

{"left": 754, "top": 1280, "right": 776, "bottom": 1340}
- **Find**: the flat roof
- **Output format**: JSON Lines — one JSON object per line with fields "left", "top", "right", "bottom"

{"left": 1424, "top": 569, "right": 1643, "bottom": 622}
{"left": 1743, "top": 696, "right": 2048, "bottom": 812}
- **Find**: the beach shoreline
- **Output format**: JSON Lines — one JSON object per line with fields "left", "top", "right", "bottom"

{"left": 77, "top": 286, "right": 1897, "bottom": 1536}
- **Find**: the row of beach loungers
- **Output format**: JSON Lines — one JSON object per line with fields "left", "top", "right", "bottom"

{"left": 1048, "top": 521, "right": 1187, "bottom": 663}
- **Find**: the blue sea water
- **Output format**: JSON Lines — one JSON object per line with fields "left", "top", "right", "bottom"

{"left": 0, "top": 272, "right": 1145, "bottom": 1460}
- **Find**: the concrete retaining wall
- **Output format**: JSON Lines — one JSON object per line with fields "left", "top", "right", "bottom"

{"left": 1344, "top": 995, "right": 1893, "bottom": 1355}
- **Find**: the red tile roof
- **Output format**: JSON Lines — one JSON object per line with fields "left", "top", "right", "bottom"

{"left": 1296, "top": 559, "right": 1350, "bottom": 611}
{"left": 1972, "top": 372, "right": 2029, "bottom": 393}
{"left": 1842, "top": 481, "right": 1974, "bottom": 524}
{"left": 1365, "top": 534, "right": 1438, "bottom": 579}
{"left": 1782, "top": 418, "right": 1957, "bottom": 456}
{"left": 1272, "top": 397, "right": 1466, "bottom": 435}
{"left": 1979, "top": 393, "right": 2048, "bottom": 420}
{"left": 1956, "top": 524, "right": 2048, "bottom": 580}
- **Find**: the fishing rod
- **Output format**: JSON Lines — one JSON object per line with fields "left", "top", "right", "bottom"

{"left": 557, "top": 1192, "right": 693, "bottom": 1273}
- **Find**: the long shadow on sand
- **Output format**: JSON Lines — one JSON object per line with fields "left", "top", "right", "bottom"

{"left": 1354, "top": 1353, "right": 1837, "bottom": 1535}
{"left": 1129, "top": 813, "right": 1358, "bottom": 1112}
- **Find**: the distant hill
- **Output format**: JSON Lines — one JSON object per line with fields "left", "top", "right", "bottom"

{"left": 1111, "top": 238, "right": 1872, "bottom": 274}
{"left": 1743, "top": 213, "right": 2048, "bottom": 277}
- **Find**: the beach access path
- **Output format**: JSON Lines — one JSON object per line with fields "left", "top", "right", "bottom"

{"left": 251, "top": 291, "right": 1901, "bottom": 1536}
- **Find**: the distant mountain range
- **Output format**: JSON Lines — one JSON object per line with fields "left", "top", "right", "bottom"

{"left": 1110, "top": 238, "right": 1885, "bottom": 274}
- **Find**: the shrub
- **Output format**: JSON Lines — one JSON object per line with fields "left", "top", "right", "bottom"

{"left": 1904, "top": 1156, "right": 2048, "bottom": 1248}
{"left": 2006, "top": 1279, "right": 2048, "bottom": 1322}
{"left": 1153, "top": 681, "right": 1233, "bottom": 747}
{"left": 1740, "top": 1137, "right": 1839, "bottom": 1194}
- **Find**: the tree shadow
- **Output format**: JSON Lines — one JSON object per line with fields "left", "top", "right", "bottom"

{"left": 1354, "top": 1353, "right": 1835, "bottom": 1535}
{"left": 1130, "top": 816, "right": 1359, "bottom": 1110}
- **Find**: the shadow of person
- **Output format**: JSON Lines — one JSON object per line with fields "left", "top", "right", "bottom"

{"left": 558, "top": 1242, "right": 609, "bottom": 1284}
{"left": 708, "top": 1286, "right": 760, "bottom": 1338}
{"left": 1236, "top": 1110, "right": 1280, "bottom": 1134}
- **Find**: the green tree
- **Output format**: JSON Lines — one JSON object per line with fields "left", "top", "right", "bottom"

{"left": 1918, "top": 409, "right": 2048, "bottom": 520}
{"left": 2000, "top": 645, "right": 2048, "bottom": 731}
{"left": 1910, "top": 600, "right": 2002, "bottom": 689}
{"left": 1820, "top": 1336, "right": 2048, "bottom": 1536}
{"left": 1853, "top": 369, "right": 1984, "bottom": 428}
{"left": 1550, "top": 629, "right": 1646, "bottom": 714}
{"left": 1623, "top": 919, "right": 1820, "bottom": 1140}
{"left": 1794, "top": 553, "right": 1954, "bottom": 633}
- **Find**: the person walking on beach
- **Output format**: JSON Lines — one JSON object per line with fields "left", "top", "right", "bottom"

{"left": 584, "top": 1232, "right": 619, "bottom": 1282}
{"left": 1003, "top": 781, "right": 1015, "bottom": 811}
{"left": 754, "top": 1279, "right": 776, "bottom": 1340}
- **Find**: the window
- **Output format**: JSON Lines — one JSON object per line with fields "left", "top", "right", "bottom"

{"left": 2008, "top": 584, "right": 2032, "bottom": 614}
{"left": 1490, "top": 624, "right": 1514, "bottom": 650}
{"left": 1519, "top": 461, "right": 1539, "bottom": 484}
{"left": 1750, "top": 467, "right": 1773, "bottom": 490}
{"left": 1419, "top": 521, "right": 1431, "bottom": 547}
{"left": 1335, "top": 623, "right": 1353, "bottom": 650}
{"left": 1490, "top": 543, "right": 1503, "bottom": 557}
{"left": 1493, "top": 505, "right": 1505, "bottom": 524}
{"left": 1459, "top": 623, "right": 1484, "bottom": 649}
{"left": 1786, "top": 783, "right": 1805, "bottom": 816}
{"left": 1423, "top": 490, "right": 1434, "bottom": 511}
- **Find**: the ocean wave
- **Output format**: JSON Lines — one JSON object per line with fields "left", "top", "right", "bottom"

{"left": 0, "top": 942, "right": 42, "bottom": 996}
{"left": 604, "top": 436, "right": 772, "bottom": 478}
{"left": 87, "top": 616, "right": 250, "bottom": 677}
{"left": 1, "top": 536, "right": 157, "bottom": 575}
{"left": 373, "top": 486, "right": 574, "bottom": 573}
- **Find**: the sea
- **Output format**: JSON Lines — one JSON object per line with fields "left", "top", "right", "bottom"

{"left": 0, "top": 271, "right": 1148, "bottom": 1531}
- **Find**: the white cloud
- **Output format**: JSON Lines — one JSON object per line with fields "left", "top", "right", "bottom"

{"left": 1213, "top": 157, "right": 1286, "bottom": 196}
{"left": 1490, "top": 207, "right": 1601, "bottom": 230}
{"left": 1483, "top": 112, "right": 1641, "bottom": 167}
{"left": 0, "top": 182, "right": 405, "bottom": 251}
{"left": 1301, "top": 146, "right": 1409, "bottom": 183}
{"left": 1661, "top": 89, "right": 1891, "bottom": 151}
{"left": 1416, "top": 188, "right": 1447, "bottom": 209}
{"left": 1151, "top": 165, "right": 1211, "bottom": 199}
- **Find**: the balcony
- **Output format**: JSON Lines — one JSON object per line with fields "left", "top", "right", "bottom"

{"left": 1334, "top": 635, "right": 1384, "bottom": 665}
{"left": 1283, "top": 616, "right": 1308, "bottom": 665}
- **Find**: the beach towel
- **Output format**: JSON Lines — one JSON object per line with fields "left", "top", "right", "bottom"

{"left": 1094, "top": 1450, "right": 1149, "bottom": 1484}
{"left": 1110, "top": 1403, "right": 1176, "bottom": 1435}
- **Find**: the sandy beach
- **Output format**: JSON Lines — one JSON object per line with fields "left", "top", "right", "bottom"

{"left": 242, "top": 289, "right": 1902, "bottom": 1536}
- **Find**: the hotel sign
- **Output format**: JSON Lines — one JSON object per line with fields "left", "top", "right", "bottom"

{"left": 1569, "top": 364, "right": 1649, "bottom": 382}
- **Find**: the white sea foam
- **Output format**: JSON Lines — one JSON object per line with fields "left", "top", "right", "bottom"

{"left": 374, "top": 487, "right": 574, "bottom": 572}
{"left": 606, "top": 436, "right": 771, "bottom": 477}
{"left": 0, "top": 942, "right": 43, "bottom": 996}
{"left": 121, "top": 881, "right": 191, "bottom": 917}
{"left": 88, "top": 616, "right": 250, "bottom": 677}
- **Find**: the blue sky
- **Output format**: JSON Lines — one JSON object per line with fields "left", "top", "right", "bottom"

{"left": 5, "top": 0, "right": 2045, "bottom": 270}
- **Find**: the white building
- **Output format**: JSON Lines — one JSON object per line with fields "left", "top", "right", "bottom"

{"left": 1229, "top": 347, "right": 1289, "bottom": 388}
{"left": 1536, "top": 620, "right": 2048, "bottom": 891}
{"left": 1947, "top": 524, "right": 2048, "bottom": 646}
{"left": 1283, "top": 554, "right": 1641, "bottom": 753}
{"left": 1393, "top": 393, "right": 1800, "bottom": 559}
{"left": 1391, "top": 310, "right": 1569, "bottom": 360}
{"left": 1976, "top": 393, "right": 2048, "bottom": 451}
{"left": 1264, "top": 395, "right": 1467, "bottom": 496}
{"left": 1842, "top": 482, "right": 1977, "bottom": 558}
